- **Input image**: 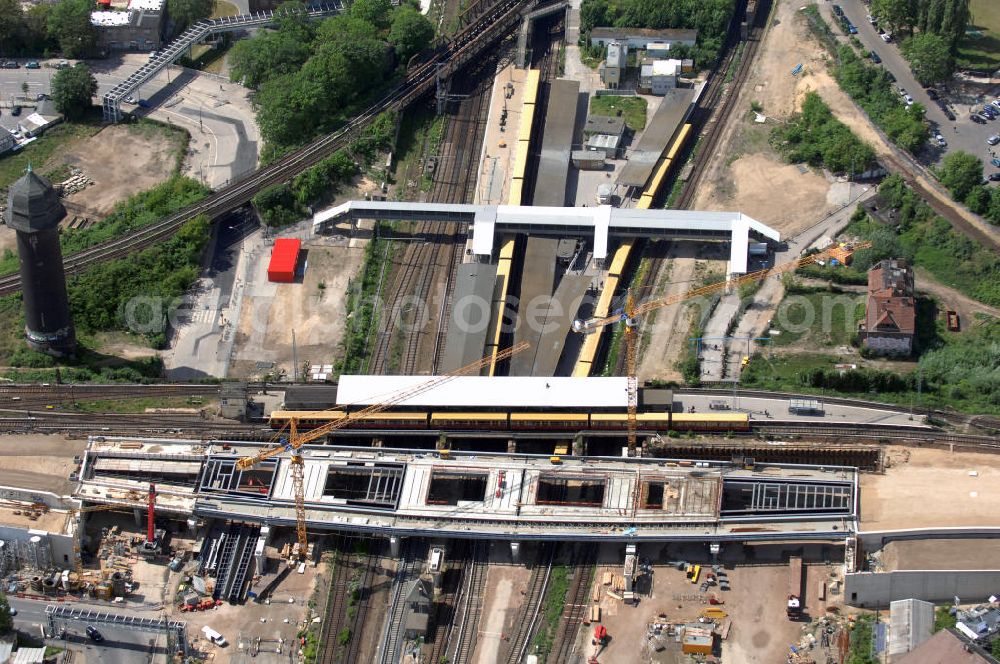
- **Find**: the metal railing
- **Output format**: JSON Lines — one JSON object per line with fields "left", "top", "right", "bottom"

{"left": 101, "top": 2, "right": 346, "bottom": 122}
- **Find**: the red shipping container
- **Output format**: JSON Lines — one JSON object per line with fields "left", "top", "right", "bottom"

{"left": 267, "top": 238, "right": 301, "bottom": 283}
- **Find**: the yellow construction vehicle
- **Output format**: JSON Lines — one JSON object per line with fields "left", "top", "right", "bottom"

{"left": 572, "top": 243, "right": 870, "bottom": 454}
{"left": 236, "top": 341, "right": 530, "bottom": 560}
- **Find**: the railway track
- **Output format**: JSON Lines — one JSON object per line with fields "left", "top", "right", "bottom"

{"left": 502, "top": 543, "right": 553, "bottom": 664}
{"left": 317, "top": 539, "right": 380, "bottom": 664}
{"left": 378, "top": 541, "right": 425, "bottom": 664}
{"left": 0, "top": 0, "right": 535, "bottom": 297}
{"left": 675, "top": 0, "right": 770, "bottom": 209}
{"left": 369, "top": 42, "right": 493, "bottom": 375}
{"left": 549, "top": 546, "right": 597, "bottom": 664}
{"left": 0, "top": 383, "right": 220, "bottom": 410}
{"left": 449, "top": 541, "right": 490, "bottom": 664}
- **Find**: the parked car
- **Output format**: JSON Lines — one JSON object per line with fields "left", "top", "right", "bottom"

{"left": 885, "top": 70, "right": 896, "bottom": 83}
{"left": 987, "top": 135, "right": 1000, "bottom": 146}
{"left": 86, "top": 626, "right": 103, "bottom": 642}
{"left": 989, "top": 172, "right": 1000, "bottom": 182}
{"left": 972, "top": 114, "right": 988, "bottom": 124}
{"left": 55, "top": 59, "right": 69, "bottom": 69}
{"left": 867, "top": 13, "right": 877, "bottom": 23}
{"left": 11, "top": 106, "right": 21, "bottom": 117}
{"left": 980, "top": 111, "right": 994, "bottom": 122}
{"left": 25, "top": 61, "right": 39, "bottom": 69}
{"left": 870, "top": 51, "right": 882, "bottom": 63}
{"left": 926, "top": 88, "right": 938, "bottom": 100}
{"left": 35, "top": 93, "right": 48, "bottom": 101}
{"left": 993, "top": 99, "right": 1000, "bottom": 110}
{"left": 992, "top": 158, "right": 1000, "bottom": 168}
{"left": 847, "top": 23, "right": 858, "bottom": 34}
{"left": 941, "top": 107, "right": 956, "bottom": 121}
{"left": 934, "top": 133, "right": 946, "bottom": 147}
{"left": 881, "top": 32, "right": 893, "bottom": 42}
{"left": 904, "top": 95, "right": 914, "bottom": 105}
{"left": 833, "top": 4, "right": 844, "bottom": 16}
{"left": 2, "top": 61, "right": 18, "bottom": 69}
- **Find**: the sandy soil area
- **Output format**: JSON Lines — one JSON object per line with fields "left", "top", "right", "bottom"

{"left": 914, "top": 267, "right": 1000, "bottom": 327}
{"left": 230, "top": 238, "right": 365, "bottom": 380}
{"left": 692, "top": 0, "right": 843, "bottom": 234}
{"left": 473, "top": 564, "right": 526, "bottom": 664}
{"left": 862, "top": 447, "right": 1000, "bottom": 530}
{"left": 59, "top": 124, "right": 184, "bottom": 217}
{"left": 882, "top": 539, "right": 1000, "bottom": 571}
{"left": 588, "top": 541, "right": 840, "bottom": 664}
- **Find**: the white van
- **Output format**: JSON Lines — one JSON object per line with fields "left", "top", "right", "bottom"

{"left": 201, "top": 626, "right": 227, "bottom": 646}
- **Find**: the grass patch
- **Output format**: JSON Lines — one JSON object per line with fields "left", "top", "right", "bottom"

{"left": 957, "top": 0, "right": 1000, "bottom": 72}
{"left": 68, "top": 395, "right": 207, "bottom": 413}
{"left": 531, "top": 565, "right": 570, "bottom": 659}
{"left": 0, "top": 115, "right": 103, "bottom": 192}
{"left": 589, "top": 95, "right": 647, "bottom": 131}
{"left": 211, "top": 0, "right": 240, "bottom": 18}
{"left": 847, "top": 615, "right": 879, "bottom": 664}
{"left": 934, "top": 606, "right": 957, "bottom": 632}
{"left": 770, "top": 288, "right": 865, "bottom": 348}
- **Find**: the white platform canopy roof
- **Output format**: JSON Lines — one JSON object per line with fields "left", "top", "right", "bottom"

{"left": 335, "top": 376, "right": 630, "bottom": 409}
{"left": 313, "top": 202, "right": 780, "bottom": 274}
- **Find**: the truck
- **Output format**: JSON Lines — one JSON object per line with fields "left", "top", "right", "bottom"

{"left": 787, "top": 556, "right": 803, "bottom": 619}
{"left": 947, "top": 310, "right": 960, "bottom": 332}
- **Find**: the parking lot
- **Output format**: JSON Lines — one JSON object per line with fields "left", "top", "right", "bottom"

{"left": 0, "top": 55, "right": 260, "bottom": 189}
{"left": 822, "top": 0, "right": 1000, "bottom": 180}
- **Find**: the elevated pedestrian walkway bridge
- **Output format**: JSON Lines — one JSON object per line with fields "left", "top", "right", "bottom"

{"left": 102, "top": 2, "right": 345, "bottom": 122}
{"left": 313, "top": 201, "right": 780, "bottom": 273}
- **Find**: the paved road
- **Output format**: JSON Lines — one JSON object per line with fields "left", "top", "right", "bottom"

{"left": 674, "top": 392, "right": 925, "bottom": 425}
{"left": 0, "top": 56, "right": 259, "bottom": 189}
{"left": 700, "top": 183, "right": 877, "bottom": 381}
{"left": 825, "top": 1, "right": 1000, "bottom": 175}
{"left": 11, "top": 597, "right": 174, "bottom": 664}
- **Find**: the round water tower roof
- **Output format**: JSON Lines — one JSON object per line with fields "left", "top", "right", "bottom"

{"left": 5, "top": 167, "right": 65, "bottom": 233}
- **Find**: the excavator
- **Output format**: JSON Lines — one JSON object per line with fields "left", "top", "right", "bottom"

{"left": 589, "top": 625, "right": 610, "bottom": 663}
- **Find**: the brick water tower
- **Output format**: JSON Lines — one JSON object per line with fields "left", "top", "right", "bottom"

{"left": 6, "top": 165, "right": 76, "bottom": 356}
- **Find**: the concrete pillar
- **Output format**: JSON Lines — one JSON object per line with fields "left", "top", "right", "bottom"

{"left": 389, "top": 536, "right": 401, "bottom": 558}
{"left": 510, "top": 541, "right": 521, "bottom": 564}
{"left": 507, "top": 439, "right": 517, "bottom": 454}
{"left": 255, "top": 526, "right": 271, "bottom": 575}
{"left": 133, "top": 508, "right": 143, "bottom": 529}
{"left": 573, "top": 435, "right": 586, "bottom": 456}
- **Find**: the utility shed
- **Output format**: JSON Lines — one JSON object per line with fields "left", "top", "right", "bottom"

{"left": 889, "top": 599, "right": 935, "bottom": 658}
{"left": 267, "top": 238, "right": 301, "bottom": 283}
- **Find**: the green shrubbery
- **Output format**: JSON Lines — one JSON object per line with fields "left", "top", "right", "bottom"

{"left": 579, "top": 0, "right": 736, "bottom": 65}
{"left": 770, "top": 92, "right": 876, "bottom": 174}
{"left": 834, "top": 46, "right": 930, "bottom": 153}
{"left": 68, "top": 216, "right": 211, "bottom": 347}
{"left": 933, "top": 150, "right": 1000, "bottom": 223}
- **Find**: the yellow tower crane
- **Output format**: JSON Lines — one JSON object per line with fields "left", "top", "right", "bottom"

{"left": 573, "top": 243, "right": 870, "bottom": 454}
{"left": 236, "top": 341, "right": 530, "bottom": 560}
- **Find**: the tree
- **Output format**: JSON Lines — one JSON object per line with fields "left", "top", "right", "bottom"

{"left": 350, "top": 0, "right": 392, "bottom": 30}
{"left": 229, "top": 30, "right": 311, "bottom": 89}
{"left": 47, "top": 0, "right": 97, "bottom": 58}
{"left": 872, "top": 0, "right": 918, "bottom": 36}
{"left": 51, "top": 63, "right": 98, "bottom": 119}
{"left": 0, "top": 0, "right": 25, "bottom": 56}
{"left": 166, "top": 0, "right": 213, "bottom": 33}
{"left": 936, "top": 150, "right": 983, "bottom": 202}
{"left": 901, "top": 33, "right": 953, "bottom": 86}
{"left": 389, "top": 6, "right": 434, "bottom": 63}
{"left": 0, "top": 593, "right": 11, "bottom": 634}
